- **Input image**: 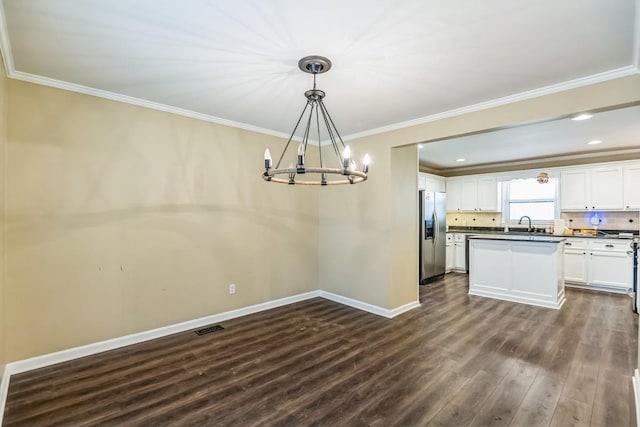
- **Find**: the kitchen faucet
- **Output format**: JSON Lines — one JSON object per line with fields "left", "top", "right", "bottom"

{"left": 518, "top": 215, "right": 532, "bottom": 232}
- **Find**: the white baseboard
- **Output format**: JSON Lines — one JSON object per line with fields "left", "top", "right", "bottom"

{"left": 7, "top": 290, "right": 321, "bottom": 376}
{"left": 319, "top": 290, "right": 420, "bottom": 318}
{"left": 468, "top": 288, "right": 565, "bottom": 310}
{"left": 565, "top": 283, "right": 630, "bottom": 295}
{"left": 0, "top": 364, "right": 7, "bottom": 424}
{"left": 633, "top": 369, "right": 640, "bottom": 427}
{"left": 0, "top": 289, "right": 419, "bottom": 424}
{"left": 389, "top": 299, "right": 422, "bottom": 317}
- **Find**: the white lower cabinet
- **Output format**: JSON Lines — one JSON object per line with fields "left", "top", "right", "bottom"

{"left": 564, "top": 238, "right": 633, "bottom": 293}
{"left": 445, "top": 233, "right": 466, "bottom": 273}
{"left": 453, "top": 234, "right": 467, "bottom": 272}
{"left": 563, "top": 240, "right": 588, "bottom": 284}
{"left": 589, "top": 242, "right": 632, "bottom": 289}
{"left": 445, "top": 234, "right": 454, "bottom": 272}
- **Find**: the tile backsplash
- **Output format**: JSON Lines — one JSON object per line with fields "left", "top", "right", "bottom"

{"left": 446, "top": 212, "right": 502, "bottom": 227}
{"left": 560, "top": 211, "right": 640, "bottom": 231}
{"left": 445, "top": 211, "right": 640, "bottom": 232}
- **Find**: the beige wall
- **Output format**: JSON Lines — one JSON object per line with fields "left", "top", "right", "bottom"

{"left": 390, "top": 145, "right": 419, "bottom": 307}
{"left": 317, "top": 136, "right": 392, "bottom": 308}
{"left": 5, "top": 80, "right": 319, "bottom": 361}
{"left": 317, "top": 134, "right": 419, "bottom": 310}
{"left": 0, "top": 55, "right": 7, "bottom": 374}
{"left": 3, "top": 68, "right": 640, "bottom": 363}
{"left": 318, "top": 74, "right": 640, "bottom": 310}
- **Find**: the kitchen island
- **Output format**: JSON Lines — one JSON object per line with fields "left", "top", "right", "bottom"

{"left": 468, "top": 234, "right": 566, "bottom": 309}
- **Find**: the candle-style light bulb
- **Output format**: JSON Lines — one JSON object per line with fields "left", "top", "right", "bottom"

{"left": 297, "top": 142, "right": 305, "bottom": 167}
{"left": 264, "top": 148, "right": 272, "bottom": 170}
{"left": 288, "top": 163, "right": 295, "bottom": 184}
{"left": 362, "top": 153, "right": 370, "bottom": 173}
{"left": 342, "top": 146, "right": 351, "bottom": 168}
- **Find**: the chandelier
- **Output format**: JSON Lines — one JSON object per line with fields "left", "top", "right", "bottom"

{"left": 262, "top": 56, "right": 370, "bottom": 185}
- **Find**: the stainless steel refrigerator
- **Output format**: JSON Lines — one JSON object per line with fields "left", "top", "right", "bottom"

{"left": 419, "top": 191, "right": 446, "bottom": 284}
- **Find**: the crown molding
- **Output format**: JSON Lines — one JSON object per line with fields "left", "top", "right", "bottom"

{"left": 10, "top": 71, "right": 296, "bottom": 141}
{"left": 5, "top": 67, "right": 638, "bottom": 148}
{"left": 429, "top": 147, "right": 640, "bottom": 177}
{"left": 0, "top": 3, "right": 293, "bottom": 140}
{"left": 343, "top": 65, "right": 640, "bottom": 143}
{"left": 0, "top": 10, "right": 293, "bottom": 142}
{"left": 1, "top": 0, "right": 639, "bottom": 146}
{"left": 0, "top": 0, "right": 13, "bottom": 76}
{"left": 634, "top": 0, "right": 640, "bottom": 68}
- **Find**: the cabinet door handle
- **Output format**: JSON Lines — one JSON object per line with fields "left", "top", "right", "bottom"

{"left": 583, "top": 252, "right": 586, "bottom": 255}
{"left": 605, "top": 244, "right": 614, "bottom": 248}
{"left": 565, "top": 242, "right": 572, "bottom": 246}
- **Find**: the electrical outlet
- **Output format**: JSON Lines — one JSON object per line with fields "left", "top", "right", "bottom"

{"left": 229, "top": 283, "right": 236, "bottom": 294}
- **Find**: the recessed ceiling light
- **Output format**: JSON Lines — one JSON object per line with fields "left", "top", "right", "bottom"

{"left": 572, "top": 113, "right": 593, "bottom": 121}
{"left": 456, "top": 158, "right": 465, "bottom": 162}
{"left": 587, "top": 140, "right": 602, "bottom": 145}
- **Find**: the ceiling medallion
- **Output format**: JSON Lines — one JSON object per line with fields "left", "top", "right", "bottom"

{"left": 262, "top": 56, "right": 370, "bottom": 185}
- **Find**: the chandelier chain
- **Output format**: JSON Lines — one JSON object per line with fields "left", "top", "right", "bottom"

{"left": 319, "top": 100, "right": 343, "bottom": 167}
{"left": 315, "top": 101, "right": 323, "bottom": 169}
{"left": 275, "top": 100, "right": 310, "bottom": 169}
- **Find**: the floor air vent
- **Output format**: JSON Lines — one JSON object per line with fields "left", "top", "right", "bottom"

{"left": 195, "top": 325, "right": 224, "bottom": 336}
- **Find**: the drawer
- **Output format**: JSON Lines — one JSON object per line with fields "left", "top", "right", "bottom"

{"left": 589, "top": 240, "right": 633, "bottom": 252}
{"left": 563, "top": 239, "right": 587, "bottom": 250}
{"left": 454, "top": 234, "right": 466, "bottom": 243}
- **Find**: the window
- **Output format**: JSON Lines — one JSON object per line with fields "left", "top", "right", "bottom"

{"left": 505, "top": 178, "right": 558, "bottom": 222}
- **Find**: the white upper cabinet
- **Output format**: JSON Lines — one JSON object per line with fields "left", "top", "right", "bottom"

{"left": 442, "top": 160, "right": 637, "bottom": 215}
{"left": 459, "top": 178, "right": 478, "bottom": 211}
{"left": 590, "top": 167, "right": 623, "bottom": 210}
{"left": 419, "top": 172, "right": 446, "bottom": 192}
{"left": 434, "top": 178, "right": 446, "bottom": 193}
{"left": 446, "top": 176, "right": 500, "bottom": 212}
{"left": 446, "top": 179, "right": 461, "bottom": 212}
{"left": 477, "top": 177, "right": 499, "bottom": 211}
{"left": 418, "top": 173, "right": 427, "bottom": 191}
{"left": 560, "top": 166, "right": 623, "bottom": 211}
{"left": 623, "top": 164, "right": 640, "bottom": 210}
{"left": 560, "top": 169, "right": 589, "bottom": 210}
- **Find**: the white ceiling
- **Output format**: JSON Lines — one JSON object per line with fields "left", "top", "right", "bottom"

{"left": 0, "top": 0, "right": 639, "bottom": 146}
{"left": 418, "top": 105, "right": 640, "bottom": 173}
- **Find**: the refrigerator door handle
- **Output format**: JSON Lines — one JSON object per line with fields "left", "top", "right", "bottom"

{"left": 433, "top": 210, "right": 438, "bottom": 244}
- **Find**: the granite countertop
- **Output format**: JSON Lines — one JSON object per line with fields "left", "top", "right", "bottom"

{"left": 448, "top": 227, "right": 639, "bottom": 240}
{"left": 467, "top": 234, "right": 567, "bottom": 243}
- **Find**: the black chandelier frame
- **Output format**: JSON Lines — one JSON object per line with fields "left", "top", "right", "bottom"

{"left": 262, "top": 56, "right": 369, "bottom": 185}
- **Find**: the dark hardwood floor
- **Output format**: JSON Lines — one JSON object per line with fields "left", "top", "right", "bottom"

{"left": 4, "top": 274, "right": 638, "bottom": 426}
